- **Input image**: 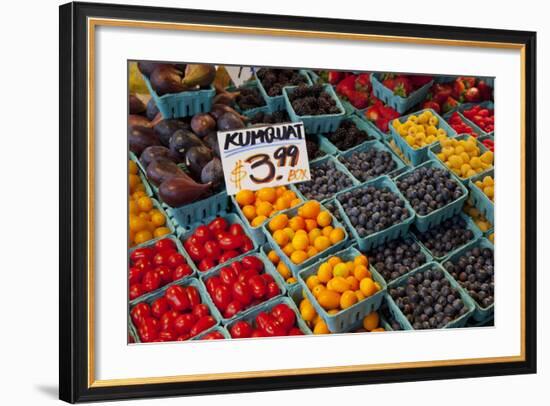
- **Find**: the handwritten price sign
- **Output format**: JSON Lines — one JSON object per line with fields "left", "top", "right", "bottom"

{"left": 217, "top": 122, "right": 311, "bottom": 195}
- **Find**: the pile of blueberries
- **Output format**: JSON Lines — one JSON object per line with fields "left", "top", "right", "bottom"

{"left": 414, "top": 215, "right": 476, "bottom": 258}
{"left": 367, "top": 238, "right": 427, "bottom": 283}
{"left": 296, "top": 160, "right": 353, "bottom": 201}
{"left": 337, "top": 186, "right": 411, "bottom": 238}
{"left": 389, "top": 266, "right": 470, "bottom": 329}
{"left": 443, "top": 246, "right": 494, "bottom": 309}
{"left": 339, "top": 147, "right": 397, "bottom": 182}
{"left": 396, "top": 166, "right": 464, "bottom": 216}
{"left": 325, "top": 119, "right": 375, "bottom": 151}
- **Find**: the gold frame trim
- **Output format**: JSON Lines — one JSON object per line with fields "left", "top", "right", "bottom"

{"left": 87, "top": 17, "right": 526, "bottom": 388}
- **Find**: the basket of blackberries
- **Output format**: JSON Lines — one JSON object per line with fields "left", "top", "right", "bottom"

{"left": 338, "top": 140, "right": 407, "bottom": 184}
{"left": 255, "top": 68, "right": 312, "bottom": 111}
{"left": 335, "top": 176, "right": 415, "bottom": 252}
{"left": 283, "top": 83, "right": 345, "bottom": 134}
{"left": 305, "top": 134, "right": 338, "bottom": 163}
{"left": 395, "top": 160, "right": 469, "bottom": 232}
{"left": 442, "top": 238, "right": 494, "bottom": 322}
{"left": 413, "top": 213, "right": 482, "bottom": 261}
{"left": 386, "top": 262, "right": 475, "bottom": 330}
{"left": 366, "top": 236, "right": 432, "bottom": 286}
{"left": 294, "top": 155, "right": 358, "bottom": 203}
{"left": 225, "top": 81, "right": 267, "bottom": 115}
{"left": 321, "top": 116, "right": 379, "bottom": 153}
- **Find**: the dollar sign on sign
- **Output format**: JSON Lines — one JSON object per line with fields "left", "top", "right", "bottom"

{"left": 230, "top": 159, "right": 246, "bottom": 190}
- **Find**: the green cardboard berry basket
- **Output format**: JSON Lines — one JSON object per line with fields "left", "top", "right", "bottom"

{"left": 440, "top": 237, "right": 494, "bottom": 322}
{"left": 297, "top": 246, "right": 386, "bottom": 333}
{"left": 411, "top": 212, "right": 483, "bottom": 263}
{"left": 317, "top": 114, "right": 382, "bottom": 154}
{"left": 292, "top": 155, "right": 360, "bottom": 204}
{"left": 428, "top": 133, "right": 493, "bottom": 185}
{"left": 389, "top": 108, "right": 457, "bottom": 166}
{"left": 366, "top": 233, "right": 434, "bottom": 287}
{"left": 283, "top": 84, "right": 346, "bottom": 134}
{"left": 262, "top": 200, "right": 350, "bottom": 276}
{"left": 129, "top": 277, "right": 221, "bottom": 343}
{"left": 199, "top": 251, "right": 287, "bottom": 324}
{"left": 142, "top": 74, "right": 215, "bottom": 119}
{"left": 255, "top": 69, "right": 312, "bottom": 112}
{"left": 334, "top": 175, "right": 415, "bottom": 252}
{"left": 225, "top": 296, "right": 312, "bottom": 336}
{"left": 371, "top": 73, "right": 434, "bottom": 114}
{"left": 338, "top": 139, "right": 408, "bottom": 184}
{"left": 129, "top": 235, "right": 198, "bottom": 305}
{"left": 385, "top": 262, "right": 475, "bottom": 330}
{"left": 394, "top": 159, "right": 469, "bottom": 233}
{"left": 176, "top": 212, "right": 259, "bottom": 275}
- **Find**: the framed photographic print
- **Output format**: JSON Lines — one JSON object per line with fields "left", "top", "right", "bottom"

{"left": 59, "top": 1, "right": 537, "bottom": 403}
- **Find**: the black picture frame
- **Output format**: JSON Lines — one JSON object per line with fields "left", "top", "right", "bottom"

{"left": 59, "top": 1, "right": 537, "bottom": 403}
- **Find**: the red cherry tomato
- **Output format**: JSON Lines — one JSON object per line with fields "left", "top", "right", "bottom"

{"left": 130, "top": 247, "right": 154, "bottom": 263}
{"left": 154, "top": 238, "right": 176, "bottom": 252}
{"left": 238, "top": 268, "right": 259, "bottom": 283}
{"left": 173, "top": 313, "right": 197, "bottom": 335}
{"left": 138, "top": 317, "right": 159, "bottom": 342}
{"left": 185, "top": 286, "right": 201, "bottom": 308}
{"left": 185, "top": 242, "right": 206, "bottom": 262}
{"left": 208, "top": 217, "right": 228, "bottom": 234}
{"left": 241, "top": 256, "right": 263, "bottom": 271}
{"left": 218, "top": 234, "right": 244, "bottom": 251}
{"left": 190, "top": 315, "right": 216, "bottom": 337}
{"left": 193, "top": 225, "right": 212, "bottom": 245}
{"left": 219, "top": 267, "right": 237, "bottom": 286}
{"left": 266, "top": 282, "right": 280, "bottom": 299}
{"left": 230, "top": 321, "right": 253, "bottom": 339}
{"left": 142, "top": 270, "right": 161, "bottom": 292}
{"left": 173, "top": 264, "right": 192, "bottom": 280}
{"left": 152, "top": 251, "right": 170, "bottom": 267}
{"left": 228, "top": 223, "right": 245, "bottom": 236}
{"left": 219, "top": 250, "right": 239, "bottom": 263}
{"left": 130, "top": 302, "right": 151, "bottom": 326}
{"left": 198, "top": 258, "right": 216, "bottom": 272}
{"left": 205, "top": 276, "right": 222, "bottom": 295}
{"left": 223, "top": 300, "right": 243, "bottom": 318}
{"left": 159, "top": 310, "right": 179, "bottom": 332}
{"left": 201, "top": 331, "right": 225, "bottom": 340}
{"left": 150, "top": 297, "right": 170, "bottom": 319}
{"left": 255, "top": 312, "right": 275, "bottom": 334}
{"left": 133, "top": 257, "right": 152, "bottom": 271}
{"left": 271, "top": 303, "right": 295, "bottom": 331}
{"left": 248, "top": 275, "right": 267, "bottom": 299}
{"left": 155, "top": 265, "right": 173, "bottom": 285}
{"left": 192, "top": 304, "right": 210, "bottom": 319}
{"left": 229, "top": 261, "right": 243, "bottom": 275}
{"left": 129, "top": 284, "right": 143, "bottom": 300}
{"left": 165, "top": 285, "right": 191, "bottom": 311}
{"left": 263, "top": 320, "right": 286, "bottom": 337}
{"left": 204, "top": 240, "right": 222, "bottom": 260}
{"left": 129, "top": 267, "right": 143, "bottom": 285}
{"left": 232, "top": 281, "right": 252, "bottom": 306}
{"left": 167, "top": 252, "right": 185, "bottom": 268}
{"left": 212, "top": 284, "right": 232, "bottom": 311}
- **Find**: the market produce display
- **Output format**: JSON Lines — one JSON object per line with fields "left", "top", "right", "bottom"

{"left": 127, "top": 63, "right": 496, "bottom": 342}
